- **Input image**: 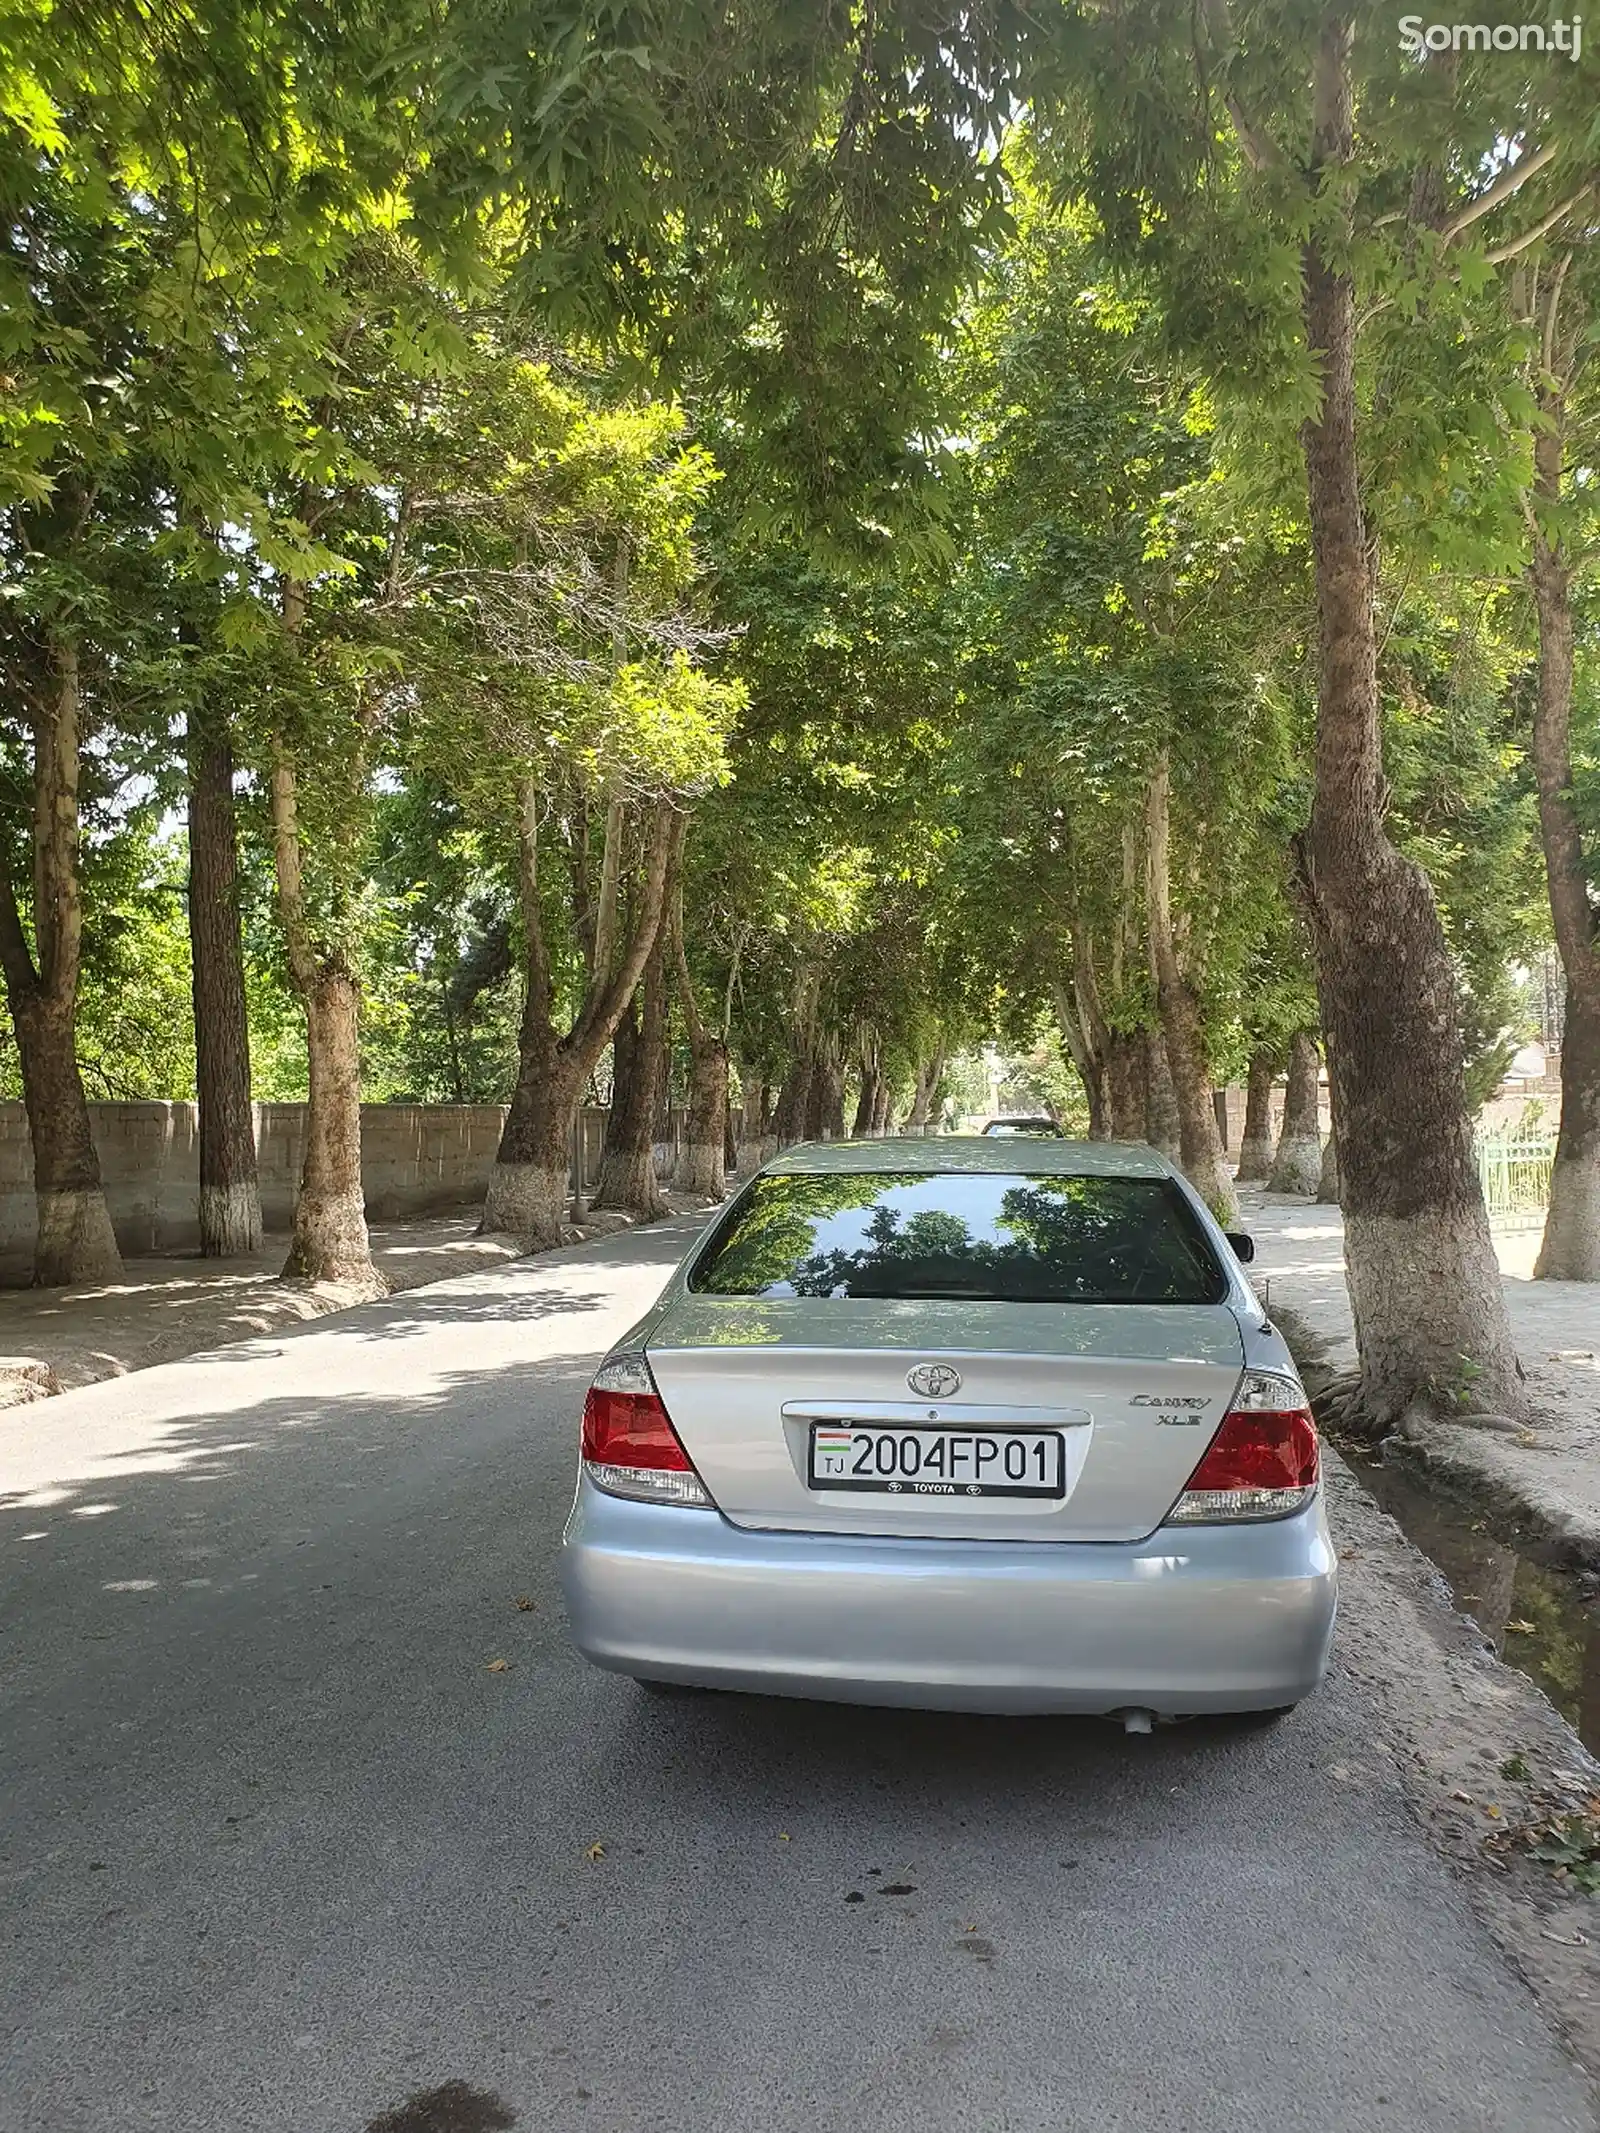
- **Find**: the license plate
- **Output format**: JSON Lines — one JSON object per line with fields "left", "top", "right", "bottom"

{"left": 808, "top": 1422, "right": 1066, "bottom": 1499}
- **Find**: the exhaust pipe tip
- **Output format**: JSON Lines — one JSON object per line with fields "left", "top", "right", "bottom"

{"left": 1118, "top": 1708, "right": 1156, "bottom": 1735}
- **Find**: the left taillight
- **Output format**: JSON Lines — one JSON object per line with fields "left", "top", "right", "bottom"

{"left": 1167, "top": 1369, "right": 1319, "bottom": 1524}
{"left": 581, "top": 1352, "right": 712, "bottom": 1508}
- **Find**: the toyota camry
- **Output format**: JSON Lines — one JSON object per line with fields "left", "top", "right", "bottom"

{"left": 560, "top": 1138, "right": 1336, "bottom": 1726}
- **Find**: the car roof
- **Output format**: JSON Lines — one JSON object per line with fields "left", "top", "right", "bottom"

{"left": 762, "top": 1136, "right": 1177, "bottom": 1179}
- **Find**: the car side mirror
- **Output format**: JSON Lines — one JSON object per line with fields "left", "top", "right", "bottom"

{"left": 1225, "top": 1231, "right": 1255, "bottom": 1264}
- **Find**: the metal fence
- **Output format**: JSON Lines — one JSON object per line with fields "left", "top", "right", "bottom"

{"left": 1475, "top": 1124, "right": 1556, "bottom": 1229}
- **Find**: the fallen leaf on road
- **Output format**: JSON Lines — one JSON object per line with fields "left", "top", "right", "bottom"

{"left": 514, "top": 1596, "right": 535, "bottom": 1612}
{"left": 485, "top": 1658, "right": 510, "bottom": 1672}
{"left": 778, "top": 1832, "right": 791, "bottom": 1843}
{"left": 1485, "top": 1804, "right": 1502, "bottom": 1819}
{"left": 586, "top": 1842, "right": 605, "bottom": 1863}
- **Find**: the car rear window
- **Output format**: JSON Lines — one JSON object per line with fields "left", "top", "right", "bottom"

{"left": 688, "top": 1172, "right": 1227, "bottom": 1304}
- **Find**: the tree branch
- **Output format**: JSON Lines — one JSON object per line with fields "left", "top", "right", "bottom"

{"left": 588, "top": 797, "right": 627, "bottom": 984}
{"left": 571, "top": 802, "right": 679, "bottom": 1068}
{"left": 1484, "top": 185, "right": 1594, "bottom": 266}
{"left": 1200, "top": 0, "right": 1289, "bottom": 172}
{"left": 1441, "top": 141, "right": 1558, "bottom": 243}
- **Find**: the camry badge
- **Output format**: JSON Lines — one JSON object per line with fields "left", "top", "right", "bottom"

{"left": 907, "top": 1362, "right": 962, "bottom": 1399}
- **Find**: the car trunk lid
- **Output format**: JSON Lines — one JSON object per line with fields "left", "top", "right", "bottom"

{"left": 645, "top": 1295, "right": 1246, "bottom": 1543}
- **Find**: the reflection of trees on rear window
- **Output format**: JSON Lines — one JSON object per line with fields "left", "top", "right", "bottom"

{"left": 690, "top": 1175, "right": 1225, "bottom": 1303}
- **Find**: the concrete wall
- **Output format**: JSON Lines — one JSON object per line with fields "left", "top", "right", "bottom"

{"left": 0, "top": 1101, "right": 514, "bottom": 1267}
{"left": 0, "top": 1100, "right": 691, "bottom": 1272}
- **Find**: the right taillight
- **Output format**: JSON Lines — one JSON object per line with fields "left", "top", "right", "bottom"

{"left": 581, "top": 1352, "right": 712, "bottom": 1508}
{"left": 1167, "top": 1369, "right": 1319, "bottom": 1524}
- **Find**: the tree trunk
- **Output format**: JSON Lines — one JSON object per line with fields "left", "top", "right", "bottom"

{"left": 484, "top": 786, "right": 675, "bottom": 1249}
{"left": 1146, "top": 760, "right": 1236, "bottom": 1221}
{"left": 1540, "top": 995, "right": 1600, "bottom": 1278}
{"left": 0, "top": 638, "right": 122, "bottom": 1286}
{"left": 268, "top": 743, "right": 379, "bottom": 1289}
{"left": 774, "top": 1052, "right": 812, "bottom": 1144}
{"left": 1293, "top": 17, "right": 1522, "bottom": 1424}
{"left": 672, "top": 903, "right": 731, "bottom": 1202}
{"left": 1053, "top": 979, "right": 1109, "bottom": 1137}
{"left": 8, "top": 991, "right": 123, "bottom": 1286}
{"left": 484, "top": 1042, "right": 584, "bottom": 1250}
{"left": 591, "top": 928, "right": 671, "bottom": 1219}
{"left": 590, "top": 978, "right": 670, "bottom": 1219}
{"left": 594, "top": 999, "right": 640, "bottom": 1177}
{"left": 903, "top": 1040, "right": 945, "bottom": 1136}
{"left": 1527, "top": 311, "right": 1600, "bottom": 1279}
{"left": 852, "top": 1071, "right": 879, "bottom": 1138}
{"left": 1269, "top": 1032, "right": 1323, "bottom": 1195}
{"left": 1144, "top": 1028, "right": 1182, "bottom": 1165}
{"left": 678, "top": 1034, "right": 729, "bottom": 1200}
{"left": 1236, "top": 1051, "right": 1277, "bottom": 1182}
{"left": 773, "top": 968, "right": 822, "bottom": 1143}
{"left": 187, "top": 715, "right": 262, "bottom": 1256}
{"left": 1105, "top": 1030, "right": 1147, "bottom": 1141}
{"left": 872, "top": 1076, "right": 895, "bottom": 1136}
{"left": 807, "top": 1034, "right": 844, "bottom": 1139}
{"left": 1072, "top": 926, "right": 1117, "bottom": 1139}
{"left": 736, "top": 1077, "right": 769, "bottom": 1170}
{"left": 282, "top": 968, "right": 373, "bottom": 1282}
{"left": 1318, "top": 1127, "right": 1341, "bottom": 1204}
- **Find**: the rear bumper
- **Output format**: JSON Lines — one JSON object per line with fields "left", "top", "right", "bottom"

{"left": 559, "top": 1475, "right": 1337, "bottom": 1716}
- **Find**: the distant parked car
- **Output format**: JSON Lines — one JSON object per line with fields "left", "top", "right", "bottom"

{"left": 980, "top": 1115, "right": 1064, "bottom": 1137}
{"left": 560, "top": 1136, "right": 1334, "bottom": 1728}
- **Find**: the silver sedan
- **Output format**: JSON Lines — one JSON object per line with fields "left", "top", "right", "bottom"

{"left": 560, "top": 1138, "right": 1336, "bottom": 1727}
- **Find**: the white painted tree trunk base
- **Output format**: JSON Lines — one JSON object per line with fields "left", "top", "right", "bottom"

{"left": 199, "top": 1181, "right": 263, "bottom": 1258}
{"left": 282, "top": 1184, "right": 383, "bottom": 1290}
{"left": 1235, "top": 1133, "right": 1274, "bottom": 1184}
{"left": 1269, "top": 1133, "right": 1323, "bottom": 1197}
{"left": 677, "top": 1140, "right": 725, "bottom": 1200}
{"left": 1535, "top": 1155, "right": 1600, "bottom": 1281}
{"left": 35, "top": 1187, "right": 123, "bottom": 1286}
{"left": 1345, "top": 1204, "right": 1526, "bottom": 1425}
{"left": 481, "top": 1162, "right": 570, "bottom": 1252}
{"left": 590, "top": 1150, "right": 668, "bottom": 1222}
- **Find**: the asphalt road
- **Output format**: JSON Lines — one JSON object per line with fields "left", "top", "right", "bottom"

{"left": 2, "top": 1215, "right": 1595, "bottom": 2133}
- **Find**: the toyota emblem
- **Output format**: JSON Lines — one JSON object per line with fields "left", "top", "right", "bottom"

{"left": 906, "top": 1362, "right": 962, "bottom": 1399}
